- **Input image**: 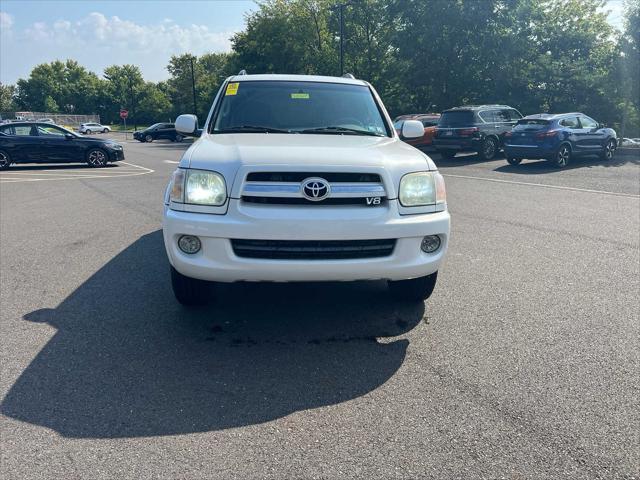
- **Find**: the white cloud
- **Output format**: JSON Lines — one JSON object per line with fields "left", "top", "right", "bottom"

{"left": 0, "top": 11, "right": 14, "bottom": 31}
{"left": 1, "top": 12, "right": 238, "bottom": 84}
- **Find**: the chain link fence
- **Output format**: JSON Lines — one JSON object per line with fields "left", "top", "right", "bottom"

{"left": 0, "top": 112, "right": 101, "bottom": 128}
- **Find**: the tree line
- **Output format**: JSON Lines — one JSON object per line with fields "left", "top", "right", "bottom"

{"left": 1, "top": 0, "right": 638, "bottom": 135}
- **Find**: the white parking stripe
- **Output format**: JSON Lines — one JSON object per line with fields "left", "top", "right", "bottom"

{"left": 442, "top": 173, "right": 640, "bottom": 198}
{"left": 0, "top": 161, "right": 154, "bottom": 184}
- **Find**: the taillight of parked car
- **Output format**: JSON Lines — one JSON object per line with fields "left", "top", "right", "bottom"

{"left": 505, "top": 131, "right": 513, "bottom": 138}
{"left": 535, "top": 130, "right": 559, "bottom": 139}
{"left": 459, "top": 127, "right": 479, "bottom": 137}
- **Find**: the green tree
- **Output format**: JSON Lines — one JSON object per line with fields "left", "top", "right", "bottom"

{"left": 102, "top": 64, "right": 145, "bottom": 126}
{"left": 0, "top": 83, "right": 17, "bottom": 111}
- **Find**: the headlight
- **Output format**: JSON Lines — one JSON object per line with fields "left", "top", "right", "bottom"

{"left": 170, "top": 168, "right": 226, "bottom": 206}
{"left": 105, "top": 143, "right": 122, "bottom": 150}
{"left": 399, "top": 171, "right": 446, "bottom": 207}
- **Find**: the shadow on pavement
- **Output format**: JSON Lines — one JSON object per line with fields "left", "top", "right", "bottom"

{"left": 1, "top": 230, "right": 424, "bottom": 438}
{"left": 494, "top": 153, "right": 640, "bottom": 175}
{"left": 5, "top": 163, "right": 121, "bottom": 171}
{"left": 431, "top": 152, "right": 504, "bottom": 167}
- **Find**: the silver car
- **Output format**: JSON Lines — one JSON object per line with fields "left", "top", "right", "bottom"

{"left": 79, "top": 123, "right": 111, "bottom": 134}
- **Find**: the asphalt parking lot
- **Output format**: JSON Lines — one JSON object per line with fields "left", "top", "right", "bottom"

{"left": 1, "top": 135, "right": 638, "bottom": 479}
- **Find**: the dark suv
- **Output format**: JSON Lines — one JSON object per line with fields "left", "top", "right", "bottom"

{"left": 433, "top": 105, "right": 523, "bottom": 160}
{"left": 133, "top": 123, "right": 183, "bottom": 143}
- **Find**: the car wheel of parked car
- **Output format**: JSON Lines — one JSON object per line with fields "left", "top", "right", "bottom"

{"left": 601, "top": 139, "right": 616, "bottom": 161}
{"left": 102, "top": 128, "right": 108, "bottom": 133}
{"left": 171, "top": 266, "right": 210, "bottom": 305}
{"left": 174, "top": 134, "right": 183, "bottom": 143}
{"left": 86, "top": 129, "right": 92, "bottom": 134}
{"left": 0, "top": 150, "right": 11, "bottom": 170}
{"left": 388, "top": 272, "right": 438, "bottom": 302}
{"left": 479, "top": 137, "right": 498, "bottom": 160}
{"left": 554, "top": 144, "right": 571, "bottom": 168}
{"left": 440, "top": 150, "right": 456, "bottom": 159}
{"left": 145, "top": 134, "right": 153, "bottom": 143}
{"left": 506, "top": 157, "right": 522, "bottom": 165}
{"left": 86, "top": 148, "right": 108, "bottom": 167}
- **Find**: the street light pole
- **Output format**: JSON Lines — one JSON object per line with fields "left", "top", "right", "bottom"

{"left": 189, "top": 56, "right": 197, "bottom": 120}
{"left": 331, "top": 2, "right": 353, "bottom": 76}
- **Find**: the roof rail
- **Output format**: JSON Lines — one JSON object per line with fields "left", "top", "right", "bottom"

{"left": 342, "top": 73, "right": 355, "bottom": 79}
{"left": 237, "top": 69, "right": 247, "bottom": 75}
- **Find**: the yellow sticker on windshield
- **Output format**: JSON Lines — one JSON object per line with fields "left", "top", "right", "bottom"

{"left": 291, "top": 93, "right": 309, "bottom": 99}
{"left": 226, "top": 83, "right": 239, "bottom": 96}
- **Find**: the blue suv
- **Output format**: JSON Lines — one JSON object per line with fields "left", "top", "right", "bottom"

{"left": 504, "top": 113, "right": 617, "bottom": 168}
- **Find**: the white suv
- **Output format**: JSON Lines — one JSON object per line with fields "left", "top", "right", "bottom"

{"left": 164, "top": 74, "right": 450, "bottom": 304}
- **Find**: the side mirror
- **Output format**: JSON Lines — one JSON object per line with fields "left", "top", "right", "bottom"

{"left": 175, "top": 114, "right": 199, "bottom": 136}
{"left": 401, "top": 120, "right": 424, "bottom": 139}
{"left": 64, "top": 133, "right": 75, "bottom": 140}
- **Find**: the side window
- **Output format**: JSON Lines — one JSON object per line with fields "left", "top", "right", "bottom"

{"left": 10, "top": 125, "right": 35, "bottom": 136}
{"left": 495, "top": 110, "right": 511, "bottom": 122}
{"left": 37, "top": 125, "right": 66, "bottom": 136}
{"left": 508, "top": 109, "right": 523, "bottom": 121}
{"left": 560, "top": 117, "right": 580, "bottom": 128}
{"left": 580, "top": 116, "right": 597, "bottom": 128}
{"left": 478, "top": 110, "right": 495, "bottom": 123}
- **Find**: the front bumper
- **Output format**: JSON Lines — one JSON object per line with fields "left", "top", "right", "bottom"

{"left": 163, "top": 200, "right": 450, "bottom": 282}
{"left": 107, "top": 149, "right": 125, "bottom": 161}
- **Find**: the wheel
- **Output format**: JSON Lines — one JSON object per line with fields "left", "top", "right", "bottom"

{"left": 554, "top": 144, "right": 571, "bottom": 168}
{"left": 601, "top": 139, "right": 616, "bottom": 161}
{"left": 174, "top": 134, "right": 183, "bottom": 143}
{"left": 479, "top": 137, "right": 498, "bottom": 160}
{"left": 439, "top": 150, "right": 456, "bottom": 159}
{"left": 102, "top": 128, "right": 108, "bottom": 133}
{"left": 171, "top": 266, "right": 210, "bottom": 305}
{"left": 388, "top": 272, "right": 438, "bottom": 302}
{"left": 145, "top": 134, "right": 153, "bottom": 143}
{"left": 506, "top": 157, "right": 522, "bottom": 165}
{"left": 86, "top": 129, "right": 92, "bottom": 134}
{"left": 86, "top": 148, "right": 108, "bottom": 167}
{"left": 0, "top": 150, "right": 11, "bottom": 170}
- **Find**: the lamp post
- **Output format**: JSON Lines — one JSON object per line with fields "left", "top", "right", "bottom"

{"left": 331, "top": 2, "right": 354, "bottom": 76}
{"left": 174, "top": 57, "right": 198, "bottom": 119}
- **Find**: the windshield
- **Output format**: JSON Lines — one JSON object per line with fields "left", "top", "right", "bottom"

{"left": 438, "top": 111, "right": 475, "bottom": 127}
{"left": 211, "top": 81, "right": 390, "bottom": 136}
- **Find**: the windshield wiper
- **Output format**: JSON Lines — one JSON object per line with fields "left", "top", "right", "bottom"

{"left": 215, "top": 125, "right": 290, "bottom": 133}
{"left": 298, "top": 126, "right": 384, "bottom": 137}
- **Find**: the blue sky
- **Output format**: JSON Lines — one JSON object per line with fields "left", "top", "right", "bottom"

{"left": 0, "top": 0, "right": 626, "bottom": 85}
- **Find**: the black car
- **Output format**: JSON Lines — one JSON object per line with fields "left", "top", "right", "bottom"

{"left": 133, "top": 123, "right": 184, "bottom": 143}
{"left": 433, "top": 105, "right": 523, "bottom": 160}
{"left": 0, "top": 122, "right": 124, "bottom": 169}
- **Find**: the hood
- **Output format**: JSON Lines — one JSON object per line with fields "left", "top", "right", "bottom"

{"left": 182, "top": 133, "right": 438, "bottom": 192}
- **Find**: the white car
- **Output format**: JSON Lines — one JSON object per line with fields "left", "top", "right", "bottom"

{"left": 79, "top": 122, "right": 110, "bottom": 134}
{"left": 163, "top": 73, "right": 450, "bottom": 304}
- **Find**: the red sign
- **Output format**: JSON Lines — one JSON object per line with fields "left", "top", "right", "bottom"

{"left": 119, "top": 109, "right": 129, "bottom": 119}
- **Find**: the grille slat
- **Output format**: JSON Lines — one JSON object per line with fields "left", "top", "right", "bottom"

{"left": 231, "top": 239, "right": 396, "bottom": 260}
{"left": 246, "top": 172, "right": 381, "bottom": 183}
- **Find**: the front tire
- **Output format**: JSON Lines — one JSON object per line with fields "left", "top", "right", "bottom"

{"left": 506, "top": 157, "right": 522, "bottom": 165}
{"left": 102, "top": 128, "right": 109, "bottom": 133}
{"left": 174, "top": 134, "right": 183, "bottom": 143}
{"left": 479, "top": 137, "right": 498, "bottom": 160}
{"left": 145, "top": 134, "right": 153, "bottom": 143}
{"left": 0, "top": 150, "right": 11, "bottom": 170}
{"left": 554, "top": 144, "right": 571, "bottom": 168}
{"left": 86, "top": 148, "right": 108, "bottom": 167}
{"left": 388, "top": 272, "right": 438, "bottom": 302}
{"left": 171, "top": 266, "right": 210, "bottom": 305}
{"left": 86, "top": 129, "right": 92, "bottom": 134}
{"left": 601, "top": 139, "right": 616, "bottom": 161}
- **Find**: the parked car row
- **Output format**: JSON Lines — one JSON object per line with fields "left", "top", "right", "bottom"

{"left": 395, "top": 104, "right": 617, "bottom": 168}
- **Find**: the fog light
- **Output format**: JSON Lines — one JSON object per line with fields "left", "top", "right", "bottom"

{"left": 178, "top": 235, "right": 201, "bottom": 254}
{"left": 421, "top": 235, "right": 441, "bottom": 253}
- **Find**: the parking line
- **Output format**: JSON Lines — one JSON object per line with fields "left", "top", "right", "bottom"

{"left": 0, "top": 161, "right": 154, "bottom": 184}
{"left": 442, "top": 173, "right": 640, "bottom": 198}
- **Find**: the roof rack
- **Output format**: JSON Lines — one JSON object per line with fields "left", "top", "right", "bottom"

{"left": 342, "top": 73, "right": 355, "bottom": 79}
{"left": 237, "top": 69, "right": 247, "bottom": 76}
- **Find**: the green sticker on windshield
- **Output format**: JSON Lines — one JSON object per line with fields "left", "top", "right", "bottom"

{"left": 291, "top": 93, "right": 310, "bottom": 99}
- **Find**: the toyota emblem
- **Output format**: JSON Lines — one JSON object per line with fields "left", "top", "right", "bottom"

{"left": 301, "top": 177, "right": 331, "bottom": 201}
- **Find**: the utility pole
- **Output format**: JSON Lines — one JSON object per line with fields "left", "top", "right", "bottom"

{"left": 189, "top": 56, "right": 198, "bottom": 120}
{"left": 331, "top": 2, "right": 353, "bottom": 76}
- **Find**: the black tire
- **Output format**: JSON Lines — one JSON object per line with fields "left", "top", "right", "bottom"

{"left": 171, "top": 266, "right": 210, "bottom": 305}
{"left": 86, "top": 129, "right": 92, "bottom": 134}
{"left": 102, "top": 128, "right": 108, "bottom": 133}
{"left": 554, "top": 144, "right": 571, "bottom": 168}
{"left": 506, "top": 157, "right": 522, "bottom": 165}
{"left": 145, "top": 134, "right": 153, "bottom": 143}
{"left": 479, "top": 137, "right": 498, "bottom": 160}
{"left": 439, "top": 150, "right": 456, "bottom": 159}
{"left": 174, "top": 134, "right": 183, "bottom": 143}
{"left": 601, "top": 139, "right": 616, "bottom": 161}
{"left": 86, "top": 148, "right": 109, "bottom": 167}
{"left": 388, "top": 272, "right": 438, "bottom": 302}
{"left": 0, "top": 150, "right": 11, "bottom": 170}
